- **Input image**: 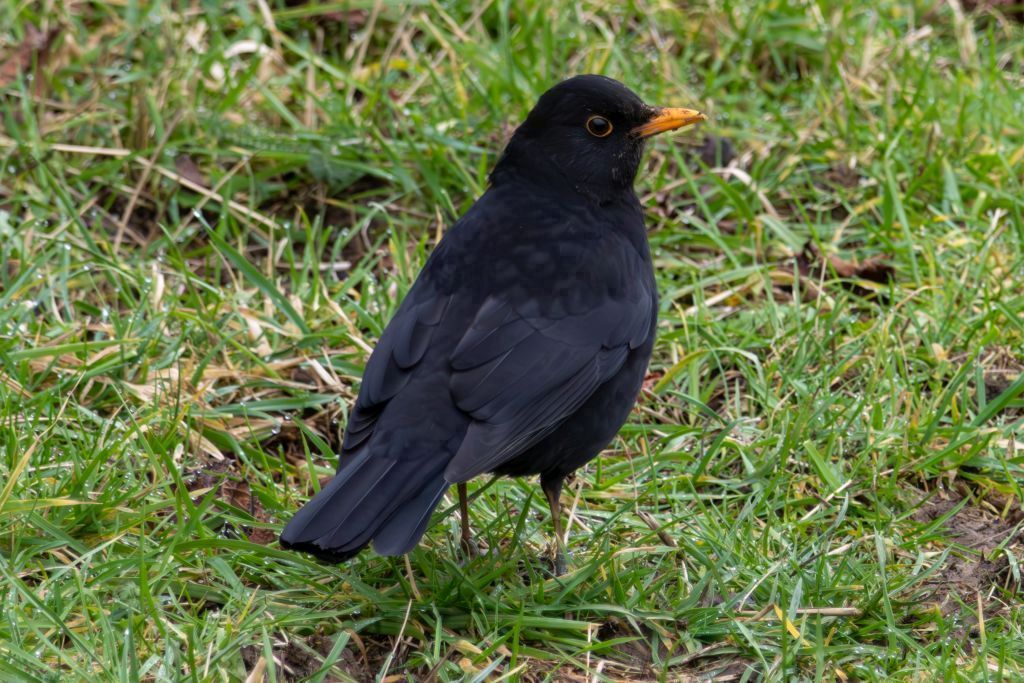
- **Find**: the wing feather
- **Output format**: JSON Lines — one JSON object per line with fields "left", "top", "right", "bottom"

{"left": 444, "top": 263, "right": 653, "bottom": 483}
{"left": 342, "top": 292, "right": 452, "bottom": 456}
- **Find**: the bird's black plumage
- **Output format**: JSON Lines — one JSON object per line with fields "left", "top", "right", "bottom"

{"left": 280, "top": 75, "right": 705, "bottom": 565}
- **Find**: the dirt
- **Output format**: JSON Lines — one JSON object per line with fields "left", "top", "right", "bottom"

{"left": 234, "top": 623, "right": 760, "bottom": 683}
{"left": 261, "top": 409, "right": 345, "bottom": 471}
{"left": 823, "top": 162, "right": 861, "bottom": 190}
{"left": 513, "top": 657, "right": 756, "bottom": 683}
{"left": 184, "top": 458, "right": 277, "bottom": 544}
{"left": 241, "top": 633, "right": 370, "bottom": 682}
{"left": 583, "top": 620, "right": 761, "bottom": 682}
{"left": 910, "top": 489, "right": 1022, "bottom": 616}
{"left": 975, "top": 346, "right": 1023, "bottom": 401}
{"left": 950, "top": 345, "right": 1024, "bottom": 418}
{"left": 962, "top": 0, "right": 1024, "bottom": 21}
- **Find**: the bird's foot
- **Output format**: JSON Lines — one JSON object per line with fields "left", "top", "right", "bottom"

{"left": 460, "top": 535, "right": 481, "bottom": 562}
{"left": 552, "top": 546, "right": 572, "bottom": 575}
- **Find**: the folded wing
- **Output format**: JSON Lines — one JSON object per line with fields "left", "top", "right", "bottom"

{"left": 444, "top": 252, "right": 654, "bottom": 482}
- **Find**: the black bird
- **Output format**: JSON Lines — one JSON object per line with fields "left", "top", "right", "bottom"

{"left": 280, "top": 75, "right": 705, "bottom": 571}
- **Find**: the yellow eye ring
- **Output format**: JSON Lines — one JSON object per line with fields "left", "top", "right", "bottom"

{"left": 585, "top": 115, "right": 613, "bottom": 138}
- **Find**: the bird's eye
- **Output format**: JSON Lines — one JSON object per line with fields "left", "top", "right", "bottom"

{"left": 585, "top": 115, "right": 613, "bottom": 138}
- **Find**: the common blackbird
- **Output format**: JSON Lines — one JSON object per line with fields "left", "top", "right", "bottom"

{"left": 280, "top": 75, "right": 705, "bottom": 571}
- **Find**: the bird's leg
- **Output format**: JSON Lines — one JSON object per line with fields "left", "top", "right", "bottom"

{"left": 457, "top": 482, "right": 476, "bottom": 557}
{"left": 541, "top": 474, "right": 569, "bottom": 574}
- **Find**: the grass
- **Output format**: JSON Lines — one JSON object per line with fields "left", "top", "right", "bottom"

{"left": 1, "top": 0, "right": 1023, "bottom": 680}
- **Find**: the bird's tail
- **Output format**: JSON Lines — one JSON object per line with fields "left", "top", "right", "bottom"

{"left": 279, "top": 450, "right": 449, "bottom": 562}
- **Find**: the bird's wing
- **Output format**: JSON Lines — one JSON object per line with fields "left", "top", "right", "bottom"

{"left": 443, "top": 250, "right": 654, "bottom": 483}
{"left": 341, "top": 287, "right": 453, "bottom": 456}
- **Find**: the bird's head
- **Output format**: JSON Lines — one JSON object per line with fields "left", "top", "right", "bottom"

{"left": 493, "top": 75, "right": 706, "bottom": 203}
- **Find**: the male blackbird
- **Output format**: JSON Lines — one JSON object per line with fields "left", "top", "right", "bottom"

{"left": 280, "top": 75, "right": 705, "bottom": 571}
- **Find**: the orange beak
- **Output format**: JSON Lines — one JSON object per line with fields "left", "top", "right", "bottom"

{"left": 632, "top": 107, "right": 707, "bottom": 138}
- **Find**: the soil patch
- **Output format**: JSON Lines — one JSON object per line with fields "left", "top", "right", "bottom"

{"left": 184, "top": 458, "right": 277, "bottom": 544}
{"left": 911, "top": 489, "right": 1021, "bottom": 616}
{"left": 950, "top": 345, "right": 1024, "bottom": 419}
{"left": 241, "top": 633, "right": 370, "bottom": 682}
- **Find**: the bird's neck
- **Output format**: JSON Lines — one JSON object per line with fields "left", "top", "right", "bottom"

{"left": 489, "top": 138, "right": 562, "bottom": 188}
{"left": 490, "top": 138, "right": 636, "bottom": 207}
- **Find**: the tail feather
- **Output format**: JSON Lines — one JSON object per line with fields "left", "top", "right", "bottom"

{"left": 280, "top": 451, "right": 395, "bottom": 544}
{"left": 279, "top": 450, "right": 449, "bottom": 562}
{"left": 372, "top": 477, "right": 449, "bottom": 556}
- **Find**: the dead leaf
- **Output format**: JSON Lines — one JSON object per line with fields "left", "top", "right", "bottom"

{"left": 796, "top": 241, "right": 895, "bottom": 296}
{"left": 174, "top": 154, "right": 208, "bottom": 189}
{"left": 0, "top": 23, "right": 59, "bottom": 88}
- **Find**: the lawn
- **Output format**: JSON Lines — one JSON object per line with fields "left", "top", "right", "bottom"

{"left": 1, "top": 0, "right": 1023, "bottom": 680}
